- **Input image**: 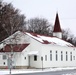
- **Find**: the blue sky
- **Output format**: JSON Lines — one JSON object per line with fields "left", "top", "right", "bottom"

{"left": 3, "top": 0, "right": 76, "bottom": 36}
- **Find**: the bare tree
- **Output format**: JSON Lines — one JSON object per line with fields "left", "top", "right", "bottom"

{"left": 0, "top": 1, "right": 26, "bottom": 74}
{"left": 0, "top": 1, "right": 26, "bottom": 41}
{"left": 62, "top": 29, "right": 71, "bottom": 41}
{"left": 62, "top": 28, "right": 76, "bottom": 46}
{"left": 26, "top": 18, "right": 53, "bottom": 36}
{"left": 73, "top": 37, "right": 76, "bottom": 46}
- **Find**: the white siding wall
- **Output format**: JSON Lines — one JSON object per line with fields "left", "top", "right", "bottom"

{"left": 0, "top": 34, "right": 31, "bottom": 67}
{"left": 22, "top": 35, "right": 76, "bottom": 68}
{"left": 41, "top": 45, "right": 76, "bottom": 68}
{"left": 26, "top": 37, "right": 76, "bottom": 68}
{"left": 29, "top": 38, "right": 42, "bottom": 68}
{"left": 0, "top": 34, "right": 31, "bottom": 68}
{"left": 13, "top": 45, "right": 30, "bottom": 67}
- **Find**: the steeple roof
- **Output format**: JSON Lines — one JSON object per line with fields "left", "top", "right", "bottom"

{"left": 53, "top": 13, "right": 62, "bottom": 32}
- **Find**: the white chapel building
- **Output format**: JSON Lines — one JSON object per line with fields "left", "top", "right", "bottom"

{"left": 0, "top": 13, "right": 76, "bottom": 69}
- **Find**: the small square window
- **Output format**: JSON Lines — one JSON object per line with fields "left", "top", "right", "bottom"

{"left": 3, "top": 55, "right": 7, "bottom": 60}
{"left": 3, "top": 62, "right": 5, "bottom": 65}
{"left": 24, "top": 57, "right": 26, "bottom": 59}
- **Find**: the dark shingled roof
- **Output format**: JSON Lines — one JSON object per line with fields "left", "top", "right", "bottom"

{"left": 53, "top": 13, "right": 62, "bottom": 32}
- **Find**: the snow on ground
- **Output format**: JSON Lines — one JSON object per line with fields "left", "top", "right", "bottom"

{"left": 0, "top": 67, "right": 76, "bottom": 74}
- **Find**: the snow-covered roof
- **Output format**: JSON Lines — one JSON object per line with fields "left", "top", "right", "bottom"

{"left": 25, "top": 32, "right": 74, "bottom": 47}
{"left": 0, "top": 31, "right": 74, "bottom": 48}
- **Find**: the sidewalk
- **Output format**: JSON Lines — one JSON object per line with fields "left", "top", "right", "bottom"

{"left": 0, "top": 67, "right": 76, "bottom": 74}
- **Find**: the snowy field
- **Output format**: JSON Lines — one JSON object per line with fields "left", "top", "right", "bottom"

{"left": 0, "top": 67, "right": 76, "bottom": 74}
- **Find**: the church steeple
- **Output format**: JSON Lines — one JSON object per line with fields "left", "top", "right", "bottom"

{"left": 53, "top": 13, "right": 62, "bottom": 32}
{"left": 53, "top": 13, "right": 62, "bottom": 38}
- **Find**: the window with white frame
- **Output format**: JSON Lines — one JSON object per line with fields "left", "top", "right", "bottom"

{"left": 45, "top": 55, "right": 47, "bottom": 61}
{"left": 56, "top": 51, "right": 58, "bottom": 61}
{"left": 66, "top": 51, "right": 68, "bottom": 61}
{"left": 50, "top": 50, "right": 52, "bottom": 61}
{"left": 70, "top": 52, "right": 72, "bottom": 61}
{"left": 61, "top": 51, "right": 63, "bottom": 61}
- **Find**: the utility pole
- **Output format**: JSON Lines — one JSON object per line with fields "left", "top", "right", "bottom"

{"left": 41, "top": 56, "right": 43, "bottom": 71}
